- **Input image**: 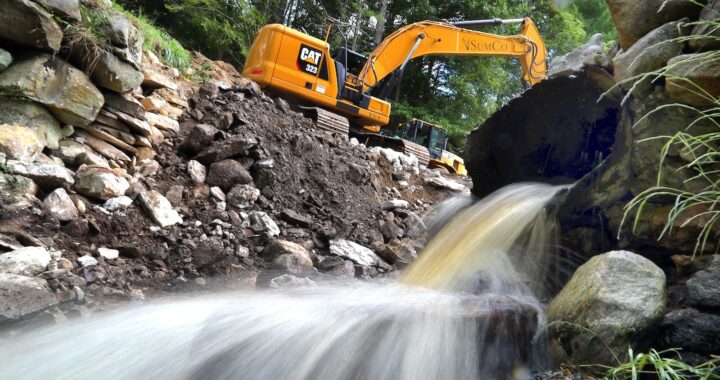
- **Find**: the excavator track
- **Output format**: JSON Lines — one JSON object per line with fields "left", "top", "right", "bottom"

{"left": 298, "top": 106, "right": 350, "bottom": 135}
{"left": 398, "top": 140, "right": 431, "bottom": 167}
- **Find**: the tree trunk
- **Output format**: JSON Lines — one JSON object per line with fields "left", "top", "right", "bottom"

{"left": 373, "top": 0, "right": 389, "bottom": 45}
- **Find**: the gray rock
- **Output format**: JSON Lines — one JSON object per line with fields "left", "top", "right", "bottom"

{"left": 100, "top": 12, "right": 143, "bottom": 68}
{"left": 179, "top": 124, "right": 222, "bottom": 155}
{"left": 281, "top": 209, "right": 313, "bottom": 228}
{"left": 379, "top": 240, "right": 417, "bottom": 266}
{"left": 49, "top": 139, "right": 92, "bottom": 166}
{"left": 142, "top": 68, "right": 176, "bottom": 90}
{"left": 247, "top": 211, "right": 280, "bottom": 237}
{"left": 0, "top": 53, "right": 104, "bottom": 126}
{"left": 0, "top": 174, "right": 38, "bottom": 202}
{"left": 0, "top": 49, "right": 11, "bottom": 72}
{"left": 0, "top": 98, "right": 63, "bottom": 150}
{"left": 0, "top": 246, "right": 51, "bottom": 276}
{"left": 328, "top": 260, "right": 355, "bottom": 278}
{"left": 666, "top": 54, "right": 720, "bottom": 108}
{"left": 226, "top": 184, "right": 260, "bottom": 208}
{"left": 194, "top": 137, "right": 258, "bottom": 164}
{"left": 102, "top": 92, "right": 145, "bottom": 119}
{"left": 0, "top": 0, "right": 63, "bottom": 52}
{"left": 137, "top": 190, "right": 183, "bottom": 228}
{"left": 73, "top": 167, "right": 129, "bottom": 200}
{"left": 68, "top": 46, "right": 143, "bottom": 94}
{"left": 33, "top": 0, "right": 81, "bottom": 21}
{"left": 329, "top": 239, "right": 388, "bottom": 268}
{"left": 658, "top": 308, "right": 720, "bottom": 355}
{"left": 263, "top": 240, "right": 310, "bottom": 261}
{"left": 43, "top": 188, "right": 78, "bottom": 221}
{"left": 187, "top": 160, "right": 206, "bottom": 184}
{"left": 77, "top": 255, "right": 98, "bottom": 267}
{"left": 614, "top": 20, "right": 687, "bottom": 87}
{"left": 689, "top": 0, "right": 720, "bottom": 51}
{"left": 547, "top": 251, "right": 666, "bottom": 365}
{"left": 687, "top": 255, "right": 720, "bottom": 309}
{"left": 206, "top": 159, "right": 253, "bottom": 191}
{"left": 145, "top": 112, "right": 179, "bottom": 133}
{"left": 165, "top": 185, "right": 184, "bottom": 206}
{"left": 606, "top": 0, "right": 702, "bottom": 49}
{"left": 6, "top": 160, "right": 74, "bottom": 189}
{"left": 424, "top": 176, "right": 466, "bottom": 192}
{"left": 381, "top": 199, "right": 409, "bottom": 210}
{"left": 103, "top": 195, "right": 133, "bottom": 211}
{"left": 549, "top": 33, "right": 607, "bottom": 78}
{"left": 271, "top": 253, "right": 314, "bottom": 275}
{"left": 97, "top": 247, "right": 119, "bottom": 260}
{"left": 269, "top": 274, "right": 316, "bottom": 288}
{"left": 0, "top": 273, "right": 57, "bottom": 322}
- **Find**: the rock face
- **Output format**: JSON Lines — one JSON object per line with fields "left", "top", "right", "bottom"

{"left": 0, "top": 54, "right": 104, "bottom": 126}
{"left": 43, "top": 188, "right": 79, "bottom": 221}
{"left": 547, "top": 251, "right": 666, "bottom": 365}
{"left": 0, "top": 0, "right": 64, "bottom": 52}
{"left": 606, "top": 0, "right": 701, "bottom": 49}
{"left": 0, "top": 123, "right": 44, "bottom": 161}
{"left": 686, "top": 255, "right": 720, "bottom": 309}
{"left": 665, "top": 54, "right": 720, "bottom": 108}
{"left": 33, "top": 0, "right": 81, "bottom": 21}
{"left": 0, "top": 246, "right": 52, "bottom": 276}
{"left": 613, "top": 21, "right": 687, "bottom": 86}
{"left": 137, "top": 190, "right": 183, "bottom": 228}
{"left": 0, "top": 273, "right": 57, "bottom": 322}
{"left": 329, "top": 239, "right": 387, "bottom": 268}
{"left": 73, "top": 167, "right": 129, "bottom": 200}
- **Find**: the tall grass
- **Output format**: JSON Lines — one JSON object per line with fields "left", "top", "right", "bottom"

{"left": 603, "top": 348, "right": 720, "bottom": 380}
{"left": 614, "top": 5, "right": 720, "bottom": 255}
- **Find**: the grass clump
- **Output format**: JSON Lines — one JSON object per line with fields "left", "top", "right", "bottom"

{"left": 111, "top": 3, "right": 192, "bottom": 71}
{"left": 615, "top": 6, "right": 720, "bottom": 255}
{"left": 603, "top": 348, "right": 719, "bottom": 380}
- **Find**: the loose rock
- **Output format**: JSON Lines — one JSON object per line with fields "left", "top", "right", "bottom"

{"left": 329, "top": 239, "right": 388, "bottom": 268}
{"left": 137, "top": 190, "right": 183, "bottom": 227}
{"left": 43, "top": 188, "right": 79, "bottom": 221}
{"left": 73, "top": 167, "right": 129, "bottom": 200}
{"left": 0, "top": 246, "right": 51, "bottom": 276}
{"left": 0, "top": 273, "right": 57, "bottom": 322}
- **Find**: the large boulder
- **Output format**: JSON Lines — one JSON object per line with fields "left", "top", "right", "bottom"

{"left": 0, "top": 124, "right": 44, "bottom": 161}
{"left": 665, "top": 54, "right": 720, "bottom": 108}
{"left": 0, "top": 0, "right": 63, "bottom": 52}
{"left": 0, "top": 98, "right": 63, "bottom": 150}
{"left": 73, "top": 166, "right": 129, "bottom": 200}
{"left": 547, "top": 251, "right": 666, "bottom": 365}
{"left": 606, "top": 0, "right": 702, "bottom": 50}
{"left": 689, "top": 0, "right": 720, "bottom": 51}
{"left": 0, "top": 53, "right": 104, "bottom": 126}
{"left": 34, "top": 0, "right": 81, "bottom": 21}
{"left": 613, "top": 20, "right": 687, "bottom": 87}
{"left": 0, "top": 246, "right": 51, "bottom": 276}
{"left": 0, "top": 273, "right": 57, "bottom": 322}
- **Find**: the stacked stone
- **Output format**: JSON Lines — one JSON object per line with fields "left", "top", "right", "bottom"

{"left": 0, "top": 0, "right": 189, "bottom": 228}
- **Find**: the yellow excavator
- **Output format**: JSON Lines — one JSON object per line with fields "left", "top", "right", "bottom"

{"left": 242, "top": 17, "right": 547, "bottom": 172}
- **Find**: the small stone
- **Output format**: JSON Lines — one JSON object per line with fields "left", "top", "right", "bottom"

{"left": 281, "top": 209, "right": 312, "bottom": 228}
{"left": 43, "top": 188, "right": 78, "bottom": 221}
{"left": 380, "top": 199, "right": 409, "bottom": 210}
{"left": 103, "top": 196, "right": 133, "bottom": 211}
{"left": 137, "top": 190, "right": 183, "bottom": 228}
{"left": 77, "top": 255, "right": 98, "bottom": 267}
{"left": 210, "top": 186, "right": 226, "bottom": 201}
{"left": 165, "top": 185, "right": 185, "bottom": 206}
{"left": 187, "top": 160, "right": 207, "bottom": 184}
{"left": 248, "top": 211, "right": 280, "bottom": 237}
{"left": 97, "top": 247, "right": 119, "bottom": 260}
{"left": 206, "top": 159, "right": 253, "bottom": 191}
{"left": 226, "top": 184, "right": 260, "bottom": 208}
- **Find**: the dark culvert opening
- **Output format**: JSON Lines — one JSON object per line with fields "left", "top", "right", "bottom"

{"left": 465, "top": 73, "right": 620, "bottom": 198}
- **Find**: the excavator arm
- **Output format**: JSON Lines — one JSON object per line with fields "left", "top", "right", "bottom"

{"left": 357, "top": 18, "right": 547, "bottom": 92}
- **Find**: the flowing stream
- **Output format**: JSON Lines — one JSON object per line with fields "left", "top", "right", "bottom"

{"left": 0, "top": 183, "right": 565, "bottom": 380}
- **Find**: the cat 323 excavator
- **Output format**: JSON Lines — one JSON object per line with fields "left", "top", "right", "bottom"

{"left": 242, "top": 17, "right": 547, "bottom": 174}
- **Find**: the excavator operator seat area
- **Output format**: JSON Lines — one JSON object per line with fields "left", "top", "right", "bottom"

{"left": 332, "top": 47, "right": 368, "bottom": 76}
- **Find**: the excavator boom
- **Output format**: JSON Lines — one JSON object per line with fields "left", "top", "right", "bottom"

{"left": 359, "top": 17, "right": 547, "bottom": 90}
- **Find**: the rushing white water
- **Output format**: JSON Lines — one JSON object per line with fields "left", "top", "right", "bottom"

{"left": 0, "top": 183, "right": 565, "bottom": 380}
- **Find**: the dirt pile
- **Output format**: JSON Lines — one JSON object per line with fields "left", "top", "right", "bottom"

{"left": 0, "top": 72, "right": 469, "bottom": 326}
